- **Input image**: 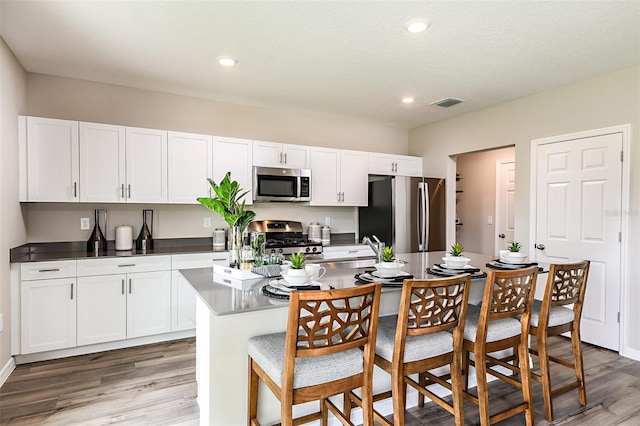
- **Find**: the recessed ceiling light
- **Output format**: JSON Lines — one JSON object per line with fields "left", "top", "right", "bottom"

{"left": 402, "top": 97, "right": 415, "bottom": 104}
{"left": 218, "top": 56, "right": 238, "bottom": 67}
{"left": 405, "top": 19, "right": 431, "bottom": 34}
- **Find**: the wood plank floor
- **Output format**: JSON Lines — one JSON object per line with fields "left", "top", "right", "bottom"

{"left": 1, "top": 336, "right": 639, "bottom": 425}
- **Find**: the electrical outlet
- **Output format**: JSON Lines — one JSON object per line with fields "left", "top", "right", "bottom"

{"left": 325, "top": 216, "right": 331, "bottom": 226}
{"left": 204, "top": 217, "right": 212, "bottom": 228}
{"left": 80, "top": 217, "right": 90, "bottom": 230}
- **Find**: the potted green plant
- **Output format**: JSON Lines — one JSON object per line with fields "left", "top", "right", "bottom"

{"left": 502, "top": 241, "right": 527, "bottom": 263}
{"left": 374, "top": 246, "right": 404, "bottom": 277}
{"left": 443, "top": 242, "right": 470, "bottom": 269}
{"left": 197, "top": 172, "right": 255, "bottom": 268}
{"left": 282, "top": 253, "right": 312, "bottom": 285}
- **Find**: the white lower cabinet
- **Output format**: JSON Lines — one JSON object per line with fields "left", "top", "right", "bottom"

{"left": 21, "top": 277, "right": 77, "bottom": 354}
{"left": 76, "top": 256, "right": 172, "bottom": 346}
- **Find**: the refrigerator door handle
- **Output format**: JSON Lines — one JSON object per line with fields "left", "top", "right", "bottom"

{"left": 417, "top": 182, "right": 428, "bottom": 251}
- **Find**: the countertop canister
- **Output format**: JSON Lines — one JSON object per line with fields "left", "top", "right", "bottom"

{"left": 308, "top": 222, "right": 321, "bottom": 242}
{"left": 115, "top": 225, "right": 133, "bottom": 251}
{"left": 321, "top": 225, "right": 331, "bottom": 245}
{"left": 213, "top": 228, "right": 226, "bottom": 248}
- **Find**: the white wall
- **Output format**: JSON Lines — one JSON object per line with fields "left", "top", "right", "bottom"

{"left": 409, "top": 65, "right": 640, "bottom": 356}
{"left": 0, "top": 37, "right": 28, "bottom": 375}
{"left": 21, "top": 74, "right": 409, "bottom": 241}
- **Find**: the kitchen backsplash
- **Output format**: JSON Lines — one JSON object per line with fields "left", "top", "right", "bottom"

{"left": 24, "top": 202, "right": 358, "bottom": 243}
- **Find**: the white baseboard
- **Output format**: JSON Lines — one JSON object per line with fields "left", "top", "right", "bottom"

{"left": 0, "top": 357, "right": 16, "bottom": 388}
{"left": 621, "top": 346, "right": 640, "bottom": 362}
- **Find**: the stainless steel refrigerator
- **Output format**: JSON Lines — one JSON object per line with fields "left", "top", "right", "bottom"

{"left": 358, "top": 175, "right": 446, "bottom": 253}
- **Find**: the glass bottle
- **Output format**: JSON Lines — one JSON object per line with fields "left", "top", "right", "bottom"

{"left": 240, "top": 235, "right": 254, "bottom": 270}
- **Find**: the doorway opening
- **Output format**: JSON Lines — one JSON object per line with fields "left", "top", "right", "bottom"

{"left": 454, "top": 146, "right": 515, "bottom": 256}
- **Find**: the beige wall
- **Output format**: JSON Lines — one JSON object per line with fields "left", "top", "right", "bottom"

{"left": 22, "top": 74, "right": 409, "bottom": 241}
{"left": 455, "top": 147, "right": 515, "bottom": 255}
{"left": 0, "top": 38, "right": 28, "bottom": 373}
{"left": 409, "top": 65, "right": 640, "bottom": 356}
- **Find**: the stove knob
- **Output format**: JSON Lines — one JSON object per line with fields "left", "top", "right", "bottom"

{"left": 312, "top": 247, "right": 317, "bottom": 252}
{"left": 270, "top": 249, "right": 276, "bottom": 254}
{"left": 278, "top": 248, "right": 284, "bottom": 254}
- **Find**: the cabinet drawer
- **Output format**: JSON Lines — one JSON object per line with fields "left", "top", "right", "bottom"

{"left": 20, "top": 260, "right": 77, "bottom": 281}
{"left": 322, "top": 245, "right": 375, "bottom": 260}
{"left": 172, "top": 252, "right": 228, "bottom": 270}
{"left": 77, "top": 255, "right": 171, "bottom": 276}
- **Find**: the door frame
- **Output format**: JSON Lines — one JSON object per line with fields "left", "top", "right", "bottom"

{"left": 494, "top": 158, "right": 515, "bottom": 257}
{"left": 529, "top": 124, "right": 632, "bottom": 359}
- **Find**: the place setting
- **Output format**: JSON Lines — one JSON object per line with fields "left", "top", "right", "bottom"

{"left": 427, "top": 243, "right": 487, "bottom": 278}
{"left": 486, "top": 241, "right": 539, "bottom": 270}
{"left": 355, "top": 248, "right": 414, "bottom": 287}
{"left": 261, "top": 259, "right": 332, "bottom": 300}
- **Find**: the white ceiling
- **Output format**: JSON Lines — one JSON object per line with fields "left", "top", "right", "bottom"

{"left": 1, "top": 1, "right": 639, "bottom": 129}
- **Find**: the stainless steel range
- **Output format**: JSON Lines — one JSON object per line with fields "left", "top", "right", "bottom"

{"left": 247, "top": 220, "right": 323, "bottom": 258}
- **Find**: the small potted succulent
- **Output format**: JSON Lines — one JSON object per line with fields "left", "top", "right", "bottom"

{"left": 282, "top": 253, "right": 312, "bottom": 285}
{"left": 374, "top": 246, "right": 404, "bottom": 277}
{"left": 501, "top": 241, "right": 527, "bottom": 264}
{"left": 443, "top": 242, "right": 470, "bottom": 269}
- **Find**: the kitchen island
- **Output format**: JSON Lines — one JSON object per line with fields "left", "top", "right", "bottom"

{"left": 180, "top": 251, "right": 496, "bottom": 425}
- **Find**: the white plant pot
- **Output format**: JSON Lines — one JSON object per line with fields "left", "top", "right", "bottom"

{"left": 442, "top": 256, "right": 471, "bottom": 269}
{"left": 374, "top": 261, "right": 403, "bottom": 277}
{"left": 282, "top": 268, "right": 312, "bottom": 285}
{"left": 504, "top": 252, "right": 527, "bottom": 264}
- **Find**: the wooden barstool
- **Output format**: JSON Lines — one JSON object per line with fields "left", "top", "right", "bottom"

{"left": 528, "top": 260, "right": 590, "bottom": 421}
{"left": 247, "top": 282, "right": 381, "bottom": 426}
{"left": 361, "top": 275, "right": 471, "bottom": 426}
{"left": 461, "top": 266, "right": 538, "bottom": 425}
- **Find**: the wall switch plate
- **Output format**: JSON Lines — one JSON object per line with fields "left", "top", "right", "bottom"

{"left": 325, "top": 216, "right": 331, "bottom": 226}
{"left": 204, "top": 217, "right": 212, "bottom": 228}
{"left": 487, "top": 216, "right": 493, "bottom": 225}
{"left": 80, "top": 217, "right": 90, "bottom": 230}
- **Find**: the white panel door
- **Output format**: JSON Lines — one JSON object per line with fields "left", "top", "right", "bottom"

{"left": 282, "top": 144, "right": 309, "bottom": 168}
{"left": 394, "top": 155, "right": 423, "bottom": 177}
{"left": 79, "top": 122, "right": 126, "bottom": 202}
{"left": 26, "top": 117, "right": 79, "bottom": 202}
{"left": 77, "top": 274, "right": 127, "bottom": 346}
{"left": 252, "top": 140, "right": 283, "bottom": 167}
{"left": 126, "top": 271, "right": 172, "bottom": 338}
{"left": 213, "top": 136, "right": 253, "bottom": 205}
{"left": 21, "top": 278, "right": 76, "bottom": 354}
{"left": 167, "top": 131, "right": 213, "bottom": 203}
{"left": 535, "top": 132, "right": 622, "bottom": 350}
{"left": 368, "top": 152, "right": 395, "bottom": 175}
{"left": 125, "top": 127, "right": 168, "bottom": 203}
{"left": 495, "top": 159, "right": 515, "bottom": 255}
{"left": 309, "top": 147, "right": 340, "bottom": 205}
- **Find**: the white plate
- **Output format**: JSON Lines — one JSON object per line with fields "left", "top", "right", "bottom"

{"left": 371, "top": 270, "right": 411, "bottom": 279}
{"left": 438, "top": 263, "right": 477, "bottom": 270}
{"left": 498, "top": 257, "right": 529, "bottom": 265}
{"left": 269, "top": 279, "right": 322, "bottom": 292}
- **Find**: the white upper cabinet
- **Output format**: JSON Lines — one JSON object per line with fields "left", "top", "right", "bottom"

{"left": 125, "top": 127, "right": 168, "bottom": 203}
{"left": 368, "top": 152, "right": 423, "bottom": 177}
{"left": 24, "top": 116, "right": 80, "bottom": 202}
{"left": 253, "top": 140, "right": 309, "bottom": 169}
{"left": 167, "top": 131, "right": 213, "bottom": 204}
{"left": 79, "top": 122, "right": 126, "bottom": 202}
{"left": 310, "top": 147, "right": 368, "bottom": 206}
{"left": 213, "top": 136, "right": 253, "bottom": 205}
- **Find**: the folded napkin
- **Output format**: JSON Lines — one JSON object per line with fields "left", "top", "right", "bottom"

{"left": 251, "top": 264, "right": 283, "bottom": 277}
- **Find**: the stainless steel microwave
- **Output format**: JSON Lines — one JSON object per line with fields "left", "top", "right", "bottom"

{"left": 253, "top": 166, "right": 311, "bottom": 202}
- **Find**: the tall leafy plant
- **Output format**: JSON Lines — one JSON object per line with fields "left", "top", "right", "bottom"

{"left": 197, "top": 172, "right": 255, "bottom": 230}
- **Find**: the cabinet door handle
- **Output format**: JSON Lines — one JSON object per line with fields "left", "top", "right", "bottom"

{"left": 391, "top": 162, "right": 395, "bottom": 172}
{"left": 38, "top": 268, "right": 60, "bottom": 273}
{"left": 127, "top": 184, "right": 131, "bottom": 199}
{"left": 73, "top": 182, "right": 78, "bottom": 198}
{"left": 283, "top": 152, "right": 287, "bottom": 164}
{"left": 129, "top": 278, "right": 132, "bottom": 294}
{"left": 279, "top": 152, "right": 283, "bottom": 164}
{"left": 118, "top": 264, "right": 136, "bottom": 268}
{"left": 121, "top": 279, "right": 125, "bottom": 295}
{"left": 121, "top": 184, "right": 125, "bottom": 198}
{"left": 70, "top": 283, "right": 74, "bottom": 300}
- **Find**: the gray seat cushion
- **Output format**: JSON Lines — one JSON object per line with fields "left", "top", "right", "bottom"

{"left": 530, "top": 299, "right": 575, "bottom": 327}
{"left": 375, "top": 315, "right": 454, "bottom": 363}
{"left": 464, "top": 305, "right": 522, "bottom": 343}
{"left": 248, "top": 332, "right": 364, "bottom": 389}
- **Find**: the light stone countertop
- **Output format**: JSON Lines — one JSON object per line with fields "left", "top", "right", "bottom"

{"left": 180, "top": 251, "right": 506, "bottom": 316}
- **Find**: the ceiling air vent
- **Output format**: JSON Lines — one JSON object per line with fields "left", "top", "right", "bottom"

{"left": 430, "top": 97, "right": 463, "bottom": 108}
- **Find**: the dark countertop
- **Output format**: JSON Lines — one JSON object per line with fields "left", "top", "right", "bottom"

{"left": 10, "top": 238, "right": 225, "bottom": 263}
{"left": 9, "top": 233, "right": 361, "bottom": 263}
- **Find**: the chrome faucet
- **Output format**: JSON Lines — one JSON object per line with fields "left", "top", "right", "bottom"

{"left": 362, "top": 235, "right": 384, "bottom": 263}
